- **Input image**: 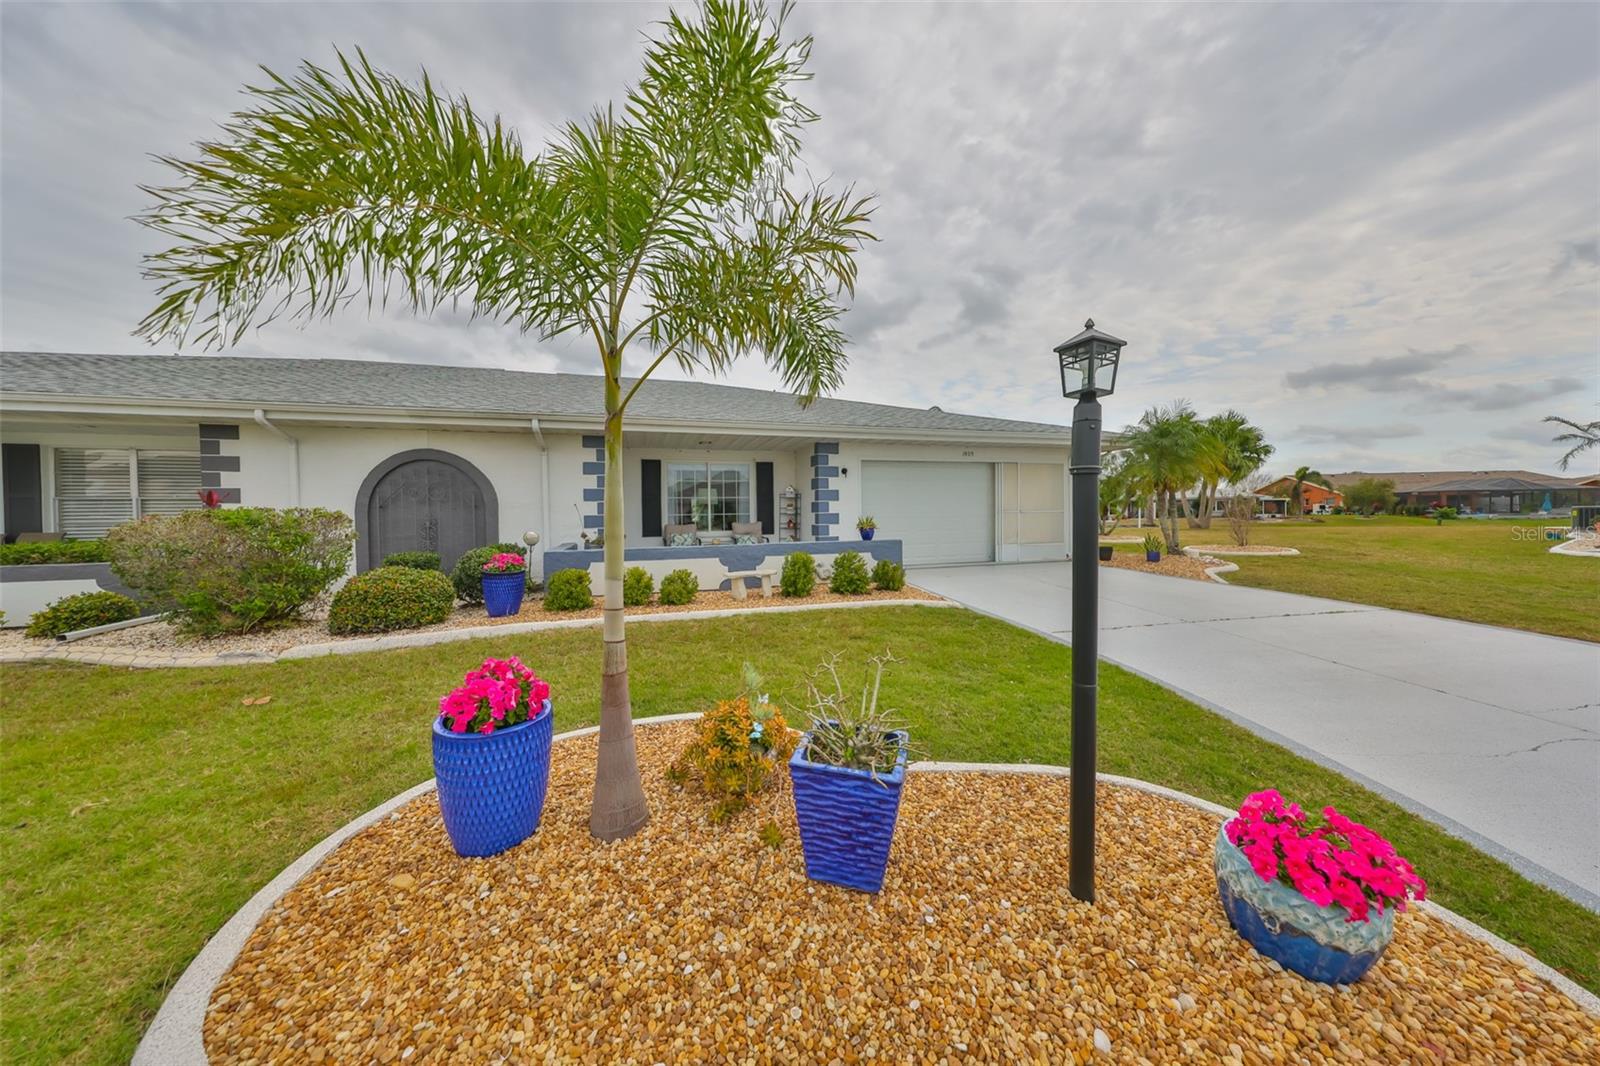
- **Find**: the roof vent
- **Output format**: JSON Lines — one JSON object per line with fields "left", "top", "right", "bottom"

{"left": 928, "top": 405, "right": 943, "bottom": 412}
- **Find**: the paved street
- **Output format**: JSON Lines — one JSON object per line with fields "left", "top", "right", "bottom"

{"left": 912, "top": 561, "right": 1600, "bottom": 910}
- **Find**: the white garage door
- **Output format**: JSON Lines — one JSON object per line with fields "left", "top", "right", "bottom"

{"left": 861, "top": 461, "right": 994, "bottom": 566}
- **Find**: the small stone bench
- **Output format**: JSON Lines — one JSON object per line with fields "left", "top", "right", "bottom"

{"left": 725, "top": 569, "right": 778, "bottom": 600}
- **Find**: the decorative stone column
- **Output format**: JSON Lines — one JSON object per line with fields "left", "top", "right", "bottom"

{"left": 809, "top": 441, "right": 840, "bottom": 541}
{"left": 580, "top": 434, "right": 605, "bottom": 533}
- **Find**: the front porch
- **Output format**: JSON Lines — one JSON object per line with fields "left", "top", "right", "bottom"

{"left": 543, "top": 537, "right": 903, "bottom": 592}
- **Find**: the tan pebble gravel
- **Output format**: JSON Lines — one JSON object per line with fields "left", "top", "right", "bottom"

{"left": 205, "top": 722, "right": 1600, "bottom": 1065}
{"left": 1101, "top": 552, "right": 1222, "bottom": 582}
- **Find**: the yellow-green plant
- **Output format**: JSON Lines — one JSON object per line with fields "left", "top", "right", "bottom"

{"left": 669, "top": 665, "right": 796, "bottom": 822}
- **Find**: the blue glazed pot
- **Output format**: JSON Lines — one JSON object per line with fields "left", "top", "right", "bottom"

{"left": 1146, "top": 550, "right": 1161, "bottom": 563}
{"left": 481, "top": 570, "right": 526, "bottom": 617}
{"left": 1214, "top": 822, "right": 1394, "bottom": 984}
{"left": 789, "top": 727, "right": 908, "bottom": 892}
{"left": 859, "top": 527, "right": 875, "bottom": 541}
{"left": 432, "top": 700, "right": 553, "bottom": 857}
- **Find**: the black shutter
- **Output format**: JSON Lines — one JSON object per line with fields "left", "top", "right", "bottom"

{"left": 756, "top": 462, "right": 774, "bottom": 535}
{"left": 641, "top": 459, "right": 662, "bottom": 538}
{"left": 2, "top": 444, "right": 43, "bottom": 539}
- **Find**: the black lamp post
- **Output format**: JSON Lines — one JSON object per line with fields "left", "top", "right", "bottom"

{"left": 1054, "top": 317, "right": 1125, "bottom": 903}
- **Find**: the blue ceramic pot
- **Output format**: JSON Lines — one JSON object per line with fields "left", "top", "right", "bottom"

{"left": 1146, "top": 550, "right": 1161, "bottom": 563}
{"left": 859, "top": 527, "right": 875, "bottom": 541}
{"left": 790, "top": 727, "right": 908, "bottom": 892}
{"left": 481, "top": 570, "right": 526, "bottom": 617}
{"left": 1214, "top": 822, "right": 1394, "bottom": 984}
{"left": 432, "top": 700, "right": 553, "bottom": 857}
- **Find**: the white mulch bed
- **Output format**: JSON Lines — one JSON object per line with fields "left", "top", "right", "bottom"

{"left": 0, "top": 586, "right": 943, "bottom": 658}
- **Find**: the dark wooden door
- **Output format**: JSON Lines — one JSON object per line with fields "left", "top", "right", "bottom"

{"left": 367, "top": 459, "right": 488, "bottom": 571}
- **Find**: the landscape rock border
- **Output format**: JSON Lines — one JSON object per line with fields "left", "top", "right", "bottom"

{"left": 1182, "top": 545, "right": 1301, "bottom": 557}
{"left": 1549, "top": 537, "right": 1600, "bottom": 558}
{"left": 0, "top": 599, "right": 959, "bottom": 670}
{"left": 133, "top": 715, "right": 1600, "bottom": 1066}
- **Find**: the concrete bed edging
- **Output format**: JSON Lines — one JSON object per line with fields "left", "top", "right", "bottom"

{"left": 1, "top": 599, "right": 959, "bottom": 670}
{"left": 134, "top": 716, "right": 1600, "bottom": 1064}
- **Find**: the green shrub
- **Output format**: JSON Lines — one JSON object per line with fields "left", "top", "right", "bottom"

{"left": 0, "top": 539, "right": 110, "bottom": 565}
{"left": 871, "top": 559, "right": 905, "bottom": 592}
{"left": 327, "top": 567, "right": 454, "bottom": 635}
{"left": 543, "top": 568, "right": 594, "bottom": 611}
{"left": 451, "top": 543, "right": 524, "bottom": 603}
{"left": 106, "top": 508, "right": 354, "bottom": 635}
{"left": 1433, "top": 507, "right": 1459, "bottom": 521}
{"left": 659, "top": 568, "right": 698, "bottom": 606}
{"left": 779, "top": 552, "right": 816, "bottom": 597}
{"left": 381, "top": 550, "right": 441, "bottom": 571}
{"left": 828, "top": 550, "right": 871, "bottom": 595}
{"left": 25, "top": 591, "right": 141, "bottom": 638}
{"left": 623, "top": 566, "right": 654, "bottom": 607}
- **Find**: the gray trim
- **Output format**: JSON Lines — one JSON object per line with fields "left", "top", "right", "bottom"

{"left": 198, "top": 439, "right": 220, "bottom": 455}
{"left": 353, "top": 449, "right": 499, "bottom": 572}
{"left": 197, "top": 423, "right": 239, "bottom": 440}
{"left": 0, "top": 561, "right": 142, "bottom": 601}
{"left": 199, "top": 455, "right": 240, "bottom": 472}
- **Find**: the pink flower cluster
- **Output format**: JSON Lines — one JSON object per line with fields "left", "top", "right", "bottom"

{"left": 481, "top": 552, "right": 526, "bottom": 574}
{"left": 1225, "top": 790, "right": 1427, "bottom": 923}
{"left": 438, "top": 657, "right": 550, "bottom": 736}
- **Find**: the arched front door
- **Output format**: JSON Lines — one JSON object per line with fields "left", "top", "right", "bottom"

{"left": 355, "top": 450, "right": 499, "bottom": 572}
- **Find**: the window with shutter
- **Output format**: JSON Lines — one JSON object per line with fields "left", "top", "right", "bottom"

{"left": 53, "top": 448, "right": 135, "bottom": 538}
{"left": 136, "top": 451, "right": 202, "bottom": 517}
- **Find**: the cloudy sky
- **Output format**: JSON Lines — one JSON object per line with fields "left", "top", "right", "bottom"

{"left": 3, "top": 1, "right": 1596, "bottom": 475}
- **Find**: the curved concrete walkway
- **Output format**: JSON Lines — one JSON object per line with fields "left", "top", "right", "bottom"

{"left": 912, "top": 561, "right": 1600, "bottom": 911}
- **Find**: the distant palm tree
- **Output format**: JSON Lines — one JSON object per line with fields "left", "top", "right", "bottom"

{"left": 1287, "top": 465, "right": 1331, "bottom": 516}
{"left": 133, "top": 0, "right": 875, "bottom": 842}
{"left": 1123, "top": 401, "right": 1209, "bottom": 553}
{"left": 1188, "top": 410, "right": 1274, "bottom": 529}
{"left": 1543, "top": 416, "right": 1600, "bottom": 471}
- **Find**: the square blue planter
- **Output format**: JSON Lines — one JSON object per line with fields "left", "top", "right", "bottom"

{"left": 789, "top": 728, "right": 908, "bottom": 893}
{"left": 432, "top": 700, "right": 553, "bottom": 857}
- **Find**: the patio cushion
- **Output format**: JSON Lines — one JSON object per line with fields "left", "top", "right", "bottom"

{"left": 669, "top": 532, "right": 698, "bottom": 547}
{"left": 733, "top": 534, "right": 758, "bottom": 545}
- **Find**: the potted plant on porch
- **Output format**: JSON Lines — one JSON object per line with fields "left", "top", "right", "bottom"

{"left": 433, "top": 657, "right": 554, "bottom": 857}
{"left": 856, "top": 515, "right": 877, "bottom": 541}
{"left": 480, "top": 551, "right": 527, "bottom": 617}
{"left": 1216, "top": 789, "right": 1426, "bottom": 983}
{"left": 1142, "top": 533, "right": 1162, "bottom": 563}
{"left": 789, "top": 652, "right": 909, "bottom": 893}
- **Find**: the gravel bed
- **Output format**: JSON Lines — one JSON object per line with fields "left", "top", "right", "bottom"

{"left": 1182, "top": 545, "right": 1300, "bottom": 556}
{"left": 205, "top": 722, "right": 1597, "bottom": 1064}
{"left": 1101, "top": 552, "right": 1221, "bottom": 582}
{"left": 0, "top": 586, "right": 940, "bottom": 657}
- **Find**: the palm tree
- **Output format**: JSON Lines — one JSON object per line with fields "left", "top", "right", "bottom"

{"left": 133, "top": 0, "right": 875, "bottom": 841}
{"left": 1287, "top": 465, "right": 1331, "bottom": 516}
{"left": 1188, "top": 410, "right": 1273, "bottom": 529}
{"left": 1543, "top": 416, "right": 1600, "bottom": 471}
{"left": 1122, "top": 401, "right": 1208, "bottom": 553}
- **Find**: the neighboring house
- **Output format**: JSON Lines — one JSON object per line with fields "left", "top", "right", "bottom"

{"left": 0, "top": 351, "right": 1076, "bottom": 577}
{"left": 1324, "top": 470, "right": 1600, "bottom": 515}
{"left": 1257, "top": 477, "right": 1345, "bottom": 513}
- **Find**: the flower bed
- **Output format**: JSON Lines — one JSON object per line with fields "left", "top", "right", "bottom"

{"left": 1100, "top": 551, "right": 1222, "bottom": 582}
{"left": 200, "top": 722, "right": 1598, "bottom": 1064}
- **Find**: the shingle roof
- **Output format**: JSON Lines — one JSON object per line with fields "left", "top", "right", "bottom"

{"left": 1325, "top": 469, "right": 1597, "bottom": 493}
{"left": 0, "top": 351, "right": 1069, "bottom": 438}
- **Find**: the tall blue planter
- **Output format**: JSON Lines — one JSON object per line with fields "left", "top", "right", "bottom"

{"left": 432, "top": 700, "right": 553, "bottom": 857}
{"left": 481, "top": 570, "right": 526, "bottom": 617}
{"left": 858, "top": 527, "right": 875, "bottom": 541}
{"left": 789, "top": 728, "right": 908, "bottom": 892}
{"left": 1213, "top": 822, "right": 1395, "bottom": 984}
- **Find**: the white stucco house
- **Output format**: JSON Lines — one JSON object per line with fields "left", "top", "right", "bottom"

{"left": 0, "top": 351, "right": 1075, "bottom": 586}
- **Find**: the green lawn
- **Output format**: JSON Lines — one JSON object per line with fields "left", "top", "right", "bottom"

{"left": 1151, "top": 515, "right": 1598, "bottom": 642}
{"left": 4, "top": 606, "right": 1597, "bottom": 1065}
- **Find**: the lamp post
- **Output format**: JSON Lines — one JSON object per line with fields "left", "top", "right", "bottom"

{"left": 1054, "top": 318, "right": 1126, "bottom": 904}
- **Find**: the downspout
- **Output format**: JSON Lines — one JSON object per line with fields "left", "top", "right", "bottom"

{"left": 252, "top": 409, "right": 300, "bottom": 505}
{"left": 531, "top": 417, "right": 550, "bottom": 575}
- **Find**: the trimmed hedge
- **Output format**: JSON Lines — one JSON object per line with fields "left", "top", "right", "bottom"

{"left": 779, "top": 552, "right": 816, "bottom": 597}
{"left": 25, "top": 591, "right": 141, "bottom": 639}
{"left": 543, "top": 569, "right": 594, "bottom": 611}
{"left": 828, "top": 550, "right": 871, "bottom": 595}
{"left": 451, "top": 543, "right": 526, "bottom": 603}
{"left": 871, "top": 559, "right": 906, "bottom": 592}
{"left": 106, "top": 508, "right": 353, "bottom": 635}
{"left": 0, "top": 539, "right": 109, "bottom": 565}
{"left": 623, "top": 566, "right": 655, "bottom": 607}
{"left": 659, "top": 569, "right": 698, "bottom": 606}
{"left": 327, "top": 567, "right": 454, "bottom": 635}
{"left": 382, "top": 550, "right": 441, "bottom": 571}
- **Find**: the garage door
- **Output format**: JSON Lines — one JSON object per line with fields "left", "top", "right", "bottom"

{"left": 860, "top": 461, "right": 994, "bottom": 566}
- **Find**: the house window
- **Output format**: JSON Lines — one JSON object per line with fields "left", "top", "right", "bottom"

{"left": 666, "top": 462, "right": 751, "bottom": 532}
{"left": 53, "top": 447, "right": 202, "bottom": 538}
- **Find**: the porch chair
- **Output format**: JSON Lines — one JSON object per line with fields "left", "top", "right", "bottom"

{"left": 663, "top": 523, "right": 700, "bottom": 547}
{"left": 730, "top": 522, "right": 769, "bottom": 545}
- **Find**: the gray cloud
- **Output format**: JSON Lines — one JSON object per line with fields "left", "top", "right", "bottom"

{"left": 1295, "top": 423, "right": 1425, "bottom": 445}
{"left": 2, "top": 1, "right": 1597, "bottom": 478}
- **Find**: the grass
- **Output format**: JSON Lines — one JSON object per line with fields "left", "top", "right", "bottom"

{"left": 1116, "top": 515, "right": 1598, "bottom": 642}
{"left": 3, "top": 606, "right": 1597, "bottom": 1064}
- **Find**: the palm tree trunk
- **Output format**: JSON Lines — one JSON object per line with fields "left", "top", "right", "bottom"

{"left": 1196, "top": 483, "right": 1215, "bottom": 529}
{"left": 589, "top": 365, "right": 649, "bottom": 841}
{"left": 1162, "top": 489, "right": 1181, "bottom": 554}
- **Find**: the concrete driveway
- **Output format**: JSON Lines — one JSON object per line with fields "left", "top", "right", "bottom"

{"left": 912, "top": 561, "right": 1600, "bottom": 910}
